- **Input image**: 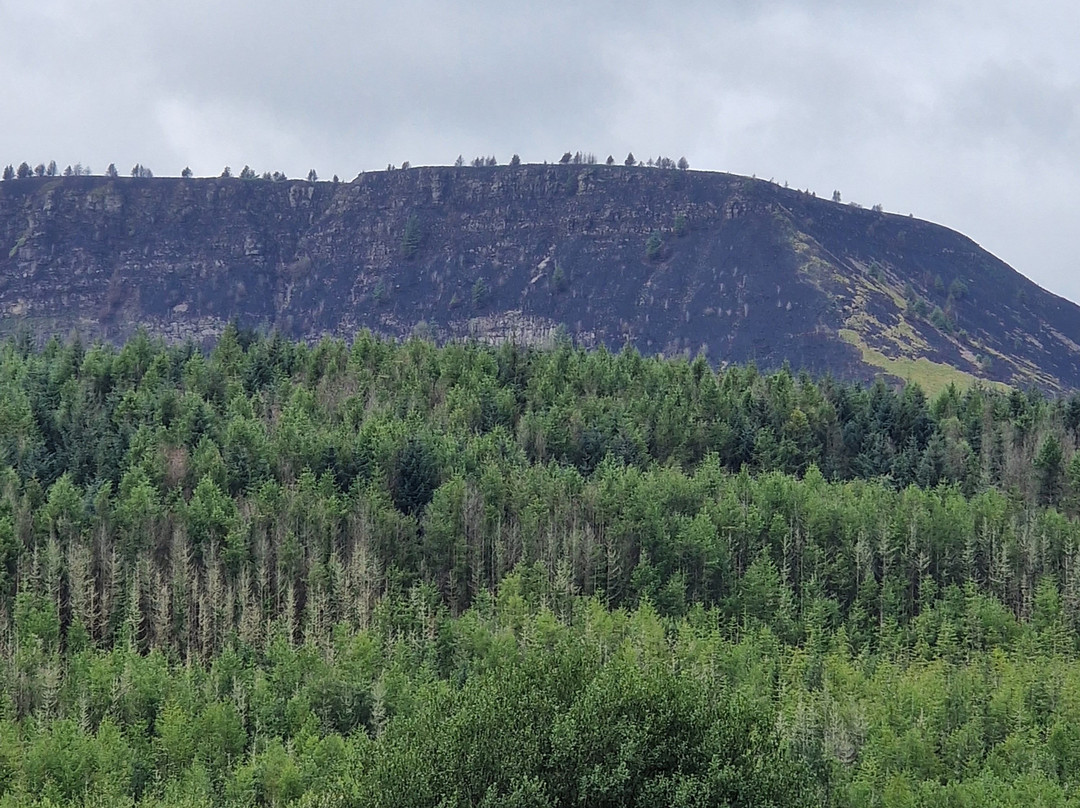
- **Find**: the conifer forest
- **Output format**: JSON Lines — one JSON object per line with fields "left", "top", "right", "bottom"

{"left": 4, "top": 328, "right": 1080, "bottom": 806}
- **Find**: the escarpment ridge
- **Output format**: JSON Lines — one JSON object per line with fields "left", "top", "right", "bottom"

{"left": 2, "top": 165, "right": 1078, "bottom": 391}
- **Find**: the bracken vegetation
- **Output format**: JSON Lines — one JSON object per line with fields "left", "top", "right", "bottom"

{"left": 2, "top": 328, "right": 1080, "bottom": 805}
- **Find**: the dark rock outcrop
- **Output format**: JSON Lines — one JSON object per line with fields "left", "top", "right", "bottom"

{"left": 2, "top": 165, "right": 1078, "bottom": 390}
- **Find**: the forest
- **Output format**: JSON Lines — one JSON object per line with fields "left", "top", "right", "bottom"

{"left": 2, "top": 327, "right": 1080, "bottom": 805}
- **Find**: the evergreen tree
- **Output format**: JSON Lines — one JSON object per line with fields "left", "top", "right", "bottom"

{"left": 472, "top": 277, "right": 489, "bottom": 307}
{"left": 391, "top": 437, "right": 440, "bottom": 515}
{"left": 401, "top": 214, "right": 422, "bottom": 258}
{"left": 1036, "top": 433, "right": 1065, "bottom": 506}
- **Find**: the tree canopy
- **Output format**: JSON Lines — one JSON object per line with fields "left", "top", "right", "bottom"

{"left": 0, "top": 330, "right": 1077, "bottom": 805}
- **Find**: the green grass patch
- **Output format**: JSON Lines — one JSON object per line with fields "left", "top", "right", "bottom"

{"left": 8, "top": 234, "right": 27, "bottom": 259}
{"left": 838, "top": 329, "right": 1004, "bottom": 397}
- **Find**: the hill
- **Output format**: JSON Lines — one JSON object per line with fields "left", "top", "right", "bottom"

{"left": 2, "top": 164, "right": 1078, "bottom": 391}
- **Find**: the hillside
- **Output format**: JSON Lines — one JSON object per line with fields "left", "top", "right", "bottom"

{"left": 2, "top": 165, "right": 1078, "bottom": 391}
{"left": 1, "top": 332, "right": 1080, "bottom": 806}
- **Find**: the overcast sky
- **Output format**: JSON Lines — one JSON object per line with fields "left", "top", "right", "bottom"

{"left": 3, "top": 1, "right": 1079, "bottom": 303}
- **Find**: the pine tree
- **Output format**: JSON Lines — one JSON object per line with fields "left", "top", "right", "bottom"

{"left": 1035, "top": 433, "right": 1065, "bottom": 506}
{"left": 401, "top": 214, "right": 422, "bottom": 258}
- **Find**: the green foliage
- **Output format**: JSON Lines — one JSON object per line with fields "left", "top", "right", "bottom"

{"left": 1035, "top": 433, "right": 1065, "bottom": 506}
{"left": 14, "top": 590, "right": 60, "bottom": 652}
{"left": 391, "top": 437, "right": 440, "bottom": 516}
{"left": 401, "top": 214, "right": 422, "bottom": 258}
{"left": 5, "top": 586, "right": 1080, "bottom": 806}
{"left": 645, "top": 231, "right": 663, "bottom": 260}
{"left": 472, "top": 277, "right": 489, "bottom": 308}
{"left": 930, "top": 305, "right": 953, "bottom": 332}
{"left": 0, "top": 332, "right": 1076, "bottom": 804}
{"left": 551, "top": 262, "right": 566, "bottom": 293}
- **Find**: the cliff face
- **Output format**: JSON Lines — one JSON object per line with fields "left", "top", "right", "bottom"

{"left": 2, "top": 165, "right": 1079, "bottom": 390}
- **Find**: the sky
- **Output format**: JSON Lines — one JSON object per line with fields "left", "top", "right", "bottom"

{"left": 2, "top": 0, "right": 1079, "bottom": 303}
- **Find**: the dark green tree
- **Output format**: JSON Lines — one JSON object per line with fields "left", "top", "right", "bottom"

{"left": 645, "top": 231, "right": 664, "bottom": 260}
{"left": 1035, "top": 433, "right": 1065, "bottom": 506}
{"left": 472, "top": 277, "right": 489, "bottom": 308}
{"left": 391, "top": 437, "right": 440, "bottom": 515}
{"left": 401, "top": 214, "right": 422, "bottom": 258}
{"left": 1064, "top": 393, "right": 1080, "bottom": 442}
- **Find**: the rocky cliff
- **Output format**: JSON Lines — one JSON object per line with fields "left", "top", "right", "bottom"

{"left": 2, "top": 165, "right": 1079, "bottom": 391}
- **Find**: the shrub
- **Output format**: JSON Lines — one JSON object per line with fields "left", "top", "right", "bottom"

{"left": 646, "top": 231, "right": 664, "bottom": 260}
{"left": 402, "top": 215, "right": 422, "bottom": 258}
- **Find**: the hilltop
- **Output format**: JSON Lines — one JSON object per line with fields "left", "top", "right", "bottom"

{"left": 2, "top": 164, "right": 1078, "bottom": 391}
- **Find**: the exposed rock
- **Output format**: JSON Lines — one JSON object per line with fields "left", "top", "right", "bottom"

{"left": 1, "top": 167, "right": 1079, "bottom": 390}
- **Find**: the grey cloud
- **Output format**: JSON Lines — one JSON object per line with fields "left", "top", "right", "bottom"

{"left": 948, "top": 62, "right": 1079, "bottom": 154}
{"left": 2, "top": 0, "right": 1080, "bottom": 303}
